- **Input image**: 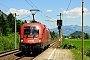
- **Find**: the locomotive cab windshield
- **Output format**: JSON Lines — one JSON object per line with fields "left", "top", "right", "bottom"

{"left": 24, "top": 26, "right": 39, "bottom": 37}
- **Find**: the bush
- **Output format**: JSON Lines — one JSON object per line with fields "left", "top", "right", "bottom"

{"left": 85, "top": 47, "right": 90, "bottom": 57}
{"left": 0, "top": 33, "right": 20, "bottom": 51}
{"left": 61, "top": 43, "right": 77, "bottom": 49}
{"left": 59, "top": 39, "right": 77, "bottom": 49}
{"left": 60, "top": 39, "right": 90, "bottom": 60}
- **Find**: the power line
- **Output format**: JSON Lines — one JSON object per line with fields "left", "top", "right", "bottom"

{"left": 25, "top": 0, "right": 62, "bottom": 23}
{"left": 0, "top": 3, "right": 10, "bottom": 9}
{"left": 29, "top": 0, "right": 38, "bottom": 9}
{"left": 66, "top": 0, "right": 72, "bottom": 11}
{"left": 26, "top": 0, "right": 53, "bottom": 20}
{"left": 62, "top": 0, "right": 72, "bottom": 22}
{"left": 25, "top": 0, "right": 47, "bottom": 20}
{"left": 0, "top": 3, "right": 10, "bottom": 12}
{"left": 0, "top": 8, "right": 8, "bottom": 13}
{"left": 46, "top": 0, "right": 72, "bottom": 22}
{"left": 0, "top": 2, "right": 33, "bottom": 20}
{"left": 28, "top": 0, "right": 57, "bottom": 22}
{"left": 25, "top": 0, "right": 35, "bottom": 8}
{"left": 29, "top": 0, "right": 47, "bottom": 20}
{"left": 18, "top": 15, "right": 32, "bottom": 20}
{"left": 28, "top": 0, "right": 46, "bottom": 17}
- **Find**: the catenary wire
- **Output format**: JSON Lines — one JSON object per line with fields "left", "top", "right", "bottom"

{"left": 25, "top": 0, "right": 51, "bottom": 20}
{"left": 66, "top": 0, "right": 72, "bottom": 12}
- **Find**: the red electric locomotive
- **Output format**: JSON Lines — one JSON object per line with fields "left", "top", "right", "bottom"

{"left": 19, "top": 21, "right": 50, "bottom": 54}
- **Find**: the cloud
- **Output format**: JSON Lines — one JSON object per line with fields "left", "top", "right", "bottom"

{"left": 60, "top": 8, "right": 65, "bottom": 10}
{"left": 7, "top": 8, "right": 31, "bottom": 16}
{"left": 46, "top": 9, "right": 52, "bottom": 12}
{"left": 63, "top": 7, "right": 90, "bottom": 18}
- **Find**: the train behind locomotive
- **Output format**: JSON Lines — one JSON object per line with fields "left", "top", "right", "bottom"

{"left": 19, "top": 21, "right": 51, "bottom": 54}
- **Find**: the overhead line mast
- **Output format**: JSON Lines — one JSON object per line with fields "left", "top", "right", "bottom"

{"left": 14, "top": 13, "right": 19, "bottom": 49}
{"left": 82, "top": 0, "right": 84, "bottom": 60}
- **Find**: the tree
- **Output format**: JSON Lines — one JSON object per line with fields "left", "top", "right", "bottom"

{"left": 85, "top": 33, "right": 89, "bottom": 39}
{"left": 0, "top": 14, "right": 4, "bottom": 35}
{"left": 30, "top": 20, "right": 33, "bottom": 23}
{"left": 7, "top": 13, "right": 15, "bottom": 32}
{"left": 77, "top": 35, "right": 81, "bottom": 38}
{"left": 71, "top": 35, "right": 76, "bottom": 39}
{"left": 50, "top": 31, "right": 58, "bottom": 40}
{"left": 0, "top": 14, "right": 9, "bottom": 35}
{"left": 16, "top": 20, "right": 23, "bottom": 32}
{"left": 24, "top": 20, "right": 27, "bottom": 23}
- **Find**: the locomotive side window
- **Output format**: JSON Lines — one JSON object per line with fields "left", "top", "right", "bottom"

{"left": 24, "top": 26, "right": 39, "bottom": 37}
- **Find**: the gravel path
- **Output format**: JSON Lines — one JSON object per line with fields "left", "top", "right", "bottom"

{"left": 50, "top": 49, "right": 75, "bottom": 60}
{"left": 33, "top": 48, "right": 75, "bottom": 60}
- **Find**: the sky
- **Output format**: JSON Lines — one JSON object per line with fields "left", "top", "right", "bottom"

{"left": 0, "top": 0, "right": 90, "bottom": 29}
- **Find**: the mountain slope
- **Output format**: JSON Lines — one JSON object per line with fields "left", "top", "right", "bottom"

{"left": 50, "top": 25, "right": 90, "bottom": 36}
{"left": 70, "top": 31, "right": 83, "bottom": 37}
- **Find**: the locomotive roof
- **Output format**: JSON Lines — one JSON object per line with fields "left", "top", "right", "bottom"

{"left": 22, "top": 22, "right": 47, "bottom": 29}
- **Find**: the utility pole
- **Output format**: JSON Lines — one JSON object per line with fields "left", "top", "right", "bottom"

{"left": 15, "top": 13, "right": 16, "bottom": 49}
{"left": 82, "top": 0, "right": 84, "bottom": 60}
{"left": 14, "top": 13, "right": 19, "bottom": 49}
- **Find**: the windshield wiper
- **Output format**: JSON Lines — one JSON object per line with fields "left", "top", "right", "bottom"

{"left": 33, "top": 34, "right": 35, "bottom": 38}
{"left": 26, "top": 35, "right": 28, "bottom": 38}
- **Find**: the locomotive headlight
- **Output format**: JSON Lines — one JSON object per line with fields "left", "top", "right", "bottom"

{"left": 20, "top": 38, "right": 23, "bottom": 42}
{"left": 38, "top": 38, "right": 42, "bottom": 42}
{"left": 21, "top": 39, "right": 23, "bottom": 42}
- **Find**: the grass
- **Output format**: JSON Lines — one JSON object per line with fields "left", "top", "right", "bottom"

{"left": 71, "top": 49, "right": 90, "bottom": 60}
{"left": 60, "top": 38, "right": 90, "bottom": 60}
{"left": 68, "top": 39, "right": 90, "bottom": 52}
{"left": 0, "top": 33, "right": 20, "bottom": 51}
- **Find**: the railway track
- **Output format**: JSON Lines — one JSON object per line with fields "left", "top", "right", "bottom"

{"left": 33, "top": 40, "right": 59, "bottom": 60}
{"left": 0, "top": 49, "right": 19, "bottom": 57}
{"left": 14, "top": 40, "right": 58, "bottom": 60}
{"left": 0, "top": 49, "right": 18, "bottom": 54}
{"left": 0, "top": 40, "right": 58, "bottom": 60}
{"left": 15, "top": 54, "right": 35, "bottom": 60}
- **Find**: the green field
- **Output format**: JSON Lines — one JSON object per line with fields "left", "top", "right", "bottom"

{"left": 68, "top": 39, "right": 90, "bottom": 52}
{"left": 60, "top": 38, "right": 90, "bottom": 60}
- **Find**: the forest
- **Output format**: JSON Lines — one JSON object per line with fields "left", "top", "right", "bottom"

{"left": 0, "top": 13, "right": 25, "bottom": 36}
{"left": 0, "top": 12, "right": 27, "bottom": 51}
